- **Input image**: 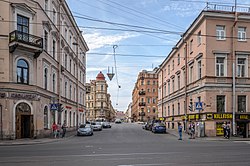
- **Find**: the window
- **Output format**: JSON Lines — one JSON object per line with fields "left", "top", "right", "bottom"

{"left": 216, "top": 25, "right": 226, "bottom": 40}
{"left": 65, "top": 28, "right": 68, "bottom": 40}
{"left": 216, "top": 57, "right": 225, "bottom": 76}
{"left": 17, "top": 59, "right": 29, "bottom": 84}
{"left": 190, "top": 39, "right": 193, "bottom": 53}
{"left": 101, "top": 85, "right": 104, "bottom": 91}
{"left": 197, "top": 31, "right": 201, "bottom": 45}
{"left": 44, "top": 30, "right": 48, "bottom": 51}
{"left": 172, "top": 78, "right": 174, "bottom": 92}
{"left": 168, "top": 82, "right": 170, "bottom": 95}
{"left": 147, "top": 88, "right": 150, "bottom": 93}
{"left": 52, "top": 9, "right": 56, "bottom": 23}
{"left": 177, "top": 54, "right": 180, "bottom": 65}
{"left": 141, "top": 79, "right": 144, "bottom": 85}
{"left": 168, "top": 105, "right": 170, "bottom": 116}
{"left": 52, "top": 40, "right": 56, "bottom": 58}
{"left": 172, "top": 60, "right": 174, "bottom": 70}
{"left": 163, "top": 85, "right": 166, "bottom": 96}
{"left": 172, "top": 104, "right": 174, "bottom": 116}
{"left": 153, "top": 80, "right": 156, "bottom": 85}
{"left": 177, "top": 75, "right": 180, "bottom": 90}
{"left": 52, "top": 73, "right": 56, "bottom": 93}
{"left": 17, "top": 15, "right": 29, "bottom": 34}
{"left": 44, "top": 68, "right": 48, "bottom": 90}
{"left": 238, "top": 27, "right": 246, "bottom": 41}
{"left": 70, "top": 84, "right": 72, "bottom": 100}
{"left": 238, "top": 96, "right": 246, "bottom": 113}
{"left": 198, "top": 60, "right": 202, "bottom": 79}
{"left": 189, "top": 66, "right": 193, "bottom": 83}
{"left": 217, "top": 96, "right": 225, "bottom": 113}
{"left": 44, "top": 106, "right": 48, "bottom": 129}
{"left": 70, "top": 59, "right": 72, "bottom": 73}
{"left": 152, "top": 89, "right": 156, "bottom": 93}
{"left": 237, "top": 58, "right": 246, "bottom": 77}
{"left": 152, "top": 98, "right": 156, "bottom": 104}
{"left": 178, "top": 103, "right": 180, "bottom": 115}
{"left": 45, "top": 0, "right": 48, "bottom": 11}
{"left": 65, "top": 82, "right": 67, "bottom": 98}
{"left": 153, "top": 108, "right": 156, "bottom": 113}
{"left": 64, "top": 54, "right": 67, "bottom": 69}
{"left": 147, "top": 97, "right": 150, "bottom": 104}
{"left": 147, "top": 80, "right": 150, "bottom": 85}
{"left": 74, "top": 63, "right": 76, "bottom": 76}
{"left": 168, "top": 65, "right": 170, "bottom": 75}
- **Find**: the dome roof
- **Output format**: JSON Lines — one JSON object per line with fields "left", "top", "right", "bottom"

{"left": 96, "top": 71, "right": 105, "bottom": 80}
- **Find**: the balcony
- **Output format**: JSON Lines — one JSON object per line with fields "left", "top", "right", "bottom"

{"left": 139, "top": 102, "right": 146, "bottom": 106}
{"left": 9, "top": 30, "right": 43, "bottom": 58}
{"left": 139, "top": 90, "right": 145, "bottom": 95}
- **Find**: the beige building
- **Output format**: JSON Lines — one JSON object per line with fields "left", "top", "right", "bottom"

{"left": 157, "top": 4, "right": 250, "bottom": 137}
{"left": 132, "top": 69, "right": 158, "bottom": 122}
{"left": 86, "top": 72, "right": 116, "bottom": 122}
{"left": 0, "top": 0, "right": 88, "bottom": 139}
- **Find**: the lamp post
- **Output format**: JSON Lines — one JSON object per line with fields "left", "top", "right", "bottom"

{"left": 0, "top": 104, "right": 3, "bottom": 140}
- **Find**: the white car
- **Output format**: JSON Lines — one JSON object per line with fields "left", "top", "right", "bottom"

{"left": 91, "top": 122, "right": 102, "bottom": 131}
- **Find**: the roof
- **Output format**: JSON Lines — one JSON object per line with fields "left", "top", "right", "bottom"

{"left": 96, "top": 71, "right": 105, "bottom": 80}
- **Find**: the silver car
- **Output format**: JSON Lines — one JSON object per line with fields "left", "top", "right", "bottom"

{"left": 77, "top": 124, "right": 93, "bottom": 136}
{"left": 91, "top": 122, "right": 103, "bottom": 131}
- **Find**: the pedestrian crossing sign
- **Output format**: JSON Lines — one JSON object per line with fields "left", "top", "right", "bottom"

{"left": 50, "top": 103, "right": 58, "bottom": 111}
{"left": 195, "top": 102, "right": 203, "bottom": 110}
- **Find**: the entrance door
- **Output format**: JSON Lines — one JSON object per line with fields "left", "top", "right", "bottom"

{"left": 15, "top": 102, "right": 32, "bottom": 139}
{"left": 237, "top": 122, "right": 247, "bottom": 138}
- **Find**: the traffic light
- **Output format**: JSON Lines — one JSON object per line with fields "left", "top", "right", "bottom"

{"left": 189, "top": 99, "right": 193, "bottom": 112}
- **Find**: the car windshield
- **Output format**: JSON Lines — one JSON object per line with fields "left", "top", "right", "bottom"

{"left": 155, "top": 123, "right": 165, "bottom": 126}
{"left": 79, "top": 124, "right": 86, "bottom": 128}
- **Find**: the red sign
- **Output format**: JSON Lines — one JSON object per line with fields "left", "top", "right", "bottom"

{"left": 65, "top": 106, "right": 72, "bottom": 109}
{"left": 79, "top": 109, "right": 84, "bottom": 112}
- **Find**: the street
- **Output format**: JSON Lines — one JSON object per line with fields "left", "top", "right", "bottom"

{"left": 0, "top": 123, "right": 250, "bottom": 166}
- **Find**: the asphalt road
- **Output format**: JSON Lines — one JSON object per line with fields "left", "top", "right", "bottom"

{"left": 0, "top": 123, "right": 250, "bottom": 166}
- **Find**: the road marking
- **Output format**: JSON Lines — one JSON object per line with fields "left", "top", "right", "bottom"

{"left": 234, "top": 141, "right": 250, "bottom": 144}
{"left": 118, "top": 163, "right": 174, "bottom": 166}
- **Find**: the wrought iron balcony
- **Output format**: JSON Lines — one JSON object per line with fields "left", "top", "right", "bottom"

{"left": 139, "top": 102, "right": 146, "bottom": 106}
{"left": 9, "top": 30, "right": 43, "bottom": 58}
{"left": 139, "top": 90, "right": 146, "bottom": 95}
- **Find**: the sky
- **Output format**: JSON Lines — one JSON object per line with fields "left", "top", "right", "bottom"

{"left": 66, "top": 0, "right": 250, "bottom": 112}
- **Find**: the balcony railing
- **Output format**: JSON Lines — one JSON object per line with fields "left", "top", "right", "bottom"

{"left": 139, "top": 91, "right": 146, "bottom": 95}
{"left": 139, "top": 102, "right": 146, "bottom": 106}
{"left": 205, "top": 3, "right": 250, "bottom": 13}
{"left": 9, "top": 30, "right": 43, "bottom": 49}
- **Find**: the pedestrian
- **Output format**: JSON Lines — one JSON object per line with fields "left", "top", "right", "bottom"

{"left": 57, "top": 123, "right": 61, "bottom": 138}
{"left": 189, "top": 122, "right": 195, "bottom": 139}
{"left": 61, "top": 120, "right": 67, "bottom": 138}
{"left": 222, "top": 121, "right": 227, "bottom": 138}
{"left": 226, "top": 122, "right": 230, "bottom": 139}
{"left": 52, "top": 122, "right": 58, "bottom": 138}
{"left": 178, "top": 122, "right": 183, "bottom": 140}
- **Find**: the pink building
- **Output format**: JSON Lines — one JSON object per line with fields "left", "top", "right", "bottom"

{"left": 157, "top": 4, "right": 250, "bottom": 137}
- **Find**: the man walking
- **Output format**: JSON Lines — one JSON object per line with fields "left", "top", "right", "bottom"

{"left": 61, "top": 120, "right": 67, "bottom": 138}
{"left": 178, "top": 122, "right": 183, "bottom": 140}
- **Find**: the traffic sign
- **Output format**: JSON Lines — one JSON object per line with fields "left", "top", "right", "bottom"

{"left": 50, "top": 103, "right": 58, "bottom": 111}
{"left": 195, "top": 102, "right": 203, "bottom": 110}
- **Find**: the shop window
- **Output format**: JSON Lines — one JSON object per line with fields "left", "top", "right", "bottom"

{"left": 238, "top": 96, "right": 246, "bottom": 113}
{"left": 217, "top": 95, "right": 225, "bottom": 113}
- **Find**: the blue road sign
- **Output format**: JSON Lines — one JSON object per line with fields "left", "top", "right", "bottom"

{"left": 50, "top": 103, "right": 58, "bottom": 111}
{"left": 195, "top": 102, "right": 203, "bottom": 110}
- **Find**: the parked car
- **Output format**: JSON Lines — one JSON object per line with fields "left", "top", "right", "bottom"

{"left": 151, "top": 123, "right": 166, "bottom": 133}
{"left": 91, "top": 122, "right": 103, "bottom": 131}
{"left": 102, "top": 122, "right": 112, "bottom": 128}
{"left": 115, "top": 119, "right": 122, "bottom": 124}
{"left": 77, "top": 124, "right": 93, "bottom": 136}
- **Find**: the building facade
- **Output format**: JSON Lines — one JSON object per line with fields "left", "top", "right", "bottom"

{"left": 157, "top": 4, "right": 250, "bottom": 137}
{"left": 125, "top": 102, "right": 132, "bottom": 123}
{"left": 85, "top": 72, "right": 116, "bottom": 122}
{"left": 132, "top": 69, "right": 158, "bottom": 122}
{"left": 0, "top": 0, "right": 88, "bottom": 139}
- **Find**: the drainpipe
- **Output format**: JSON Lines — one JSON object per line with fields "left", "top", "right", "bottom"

{"left": 232, "top": 5, "right": 238, "bottom": 136}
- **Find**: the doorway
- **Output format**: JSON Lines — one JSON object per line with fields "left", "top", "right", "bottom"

{"left": 15, "top": 102, "right": 34, "bottom": 139}
{"left": 237, "top": 122, "right": 247, "bottom": 138}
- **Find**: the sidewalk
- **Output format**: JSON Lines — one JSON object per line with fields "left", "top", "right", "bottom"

{"left": 0, "top": 130, "right": 76, "bottom": 146}
{"left": 167, "top": 129, "right": 250, "bottom": 141}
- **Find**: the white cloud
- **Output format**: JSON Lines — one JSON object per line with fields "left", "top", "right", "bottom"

{"left": 83, "top": 31, "right": 138, "bottom": 50}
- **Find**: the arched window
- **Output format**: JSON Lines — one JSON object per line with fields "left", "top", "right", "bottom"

{"left": 52, "top": 73, "right": 56, "bottom": 93}
{"left": 17, "top": 59, "right": 29, "bottom": 84}
{"left": 64, "top": 110, "right": 67, "bottom": 125}
{"left": 65, "top": 81, "right": 67, "bottom": 98}
{"left": 73, "top": 112, "right": 75, "bottom": 127}
{"left": 44, "top": 68, "right": 48, "bottom": 90}
{"left": 44, "top": 106, "right": 49, "bottom": 129}
{"left": 69, "top": 84, "right": 72, "bottom": 100}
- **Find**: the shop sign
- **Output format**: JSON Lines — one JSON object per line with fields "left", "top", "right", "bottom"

{"left": 236, "top": 114, "right": 250, "bottom": 120}
{"left": 206, "top": 114, "right": 213, "bottom": 120}
{"left": 188, "top": 114, "right": 196, "bottom": 120}
{"left": 159, "top": 117, "right": 165, "bottom": 121}
{"left": 79, "top": 109, "right": 84, "bottom": 112}
{"left": 10, "top": 93, "right": 39, "bottom": 100}
{"left": 213, "top": 113, "right": 232, "bottom": 119}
